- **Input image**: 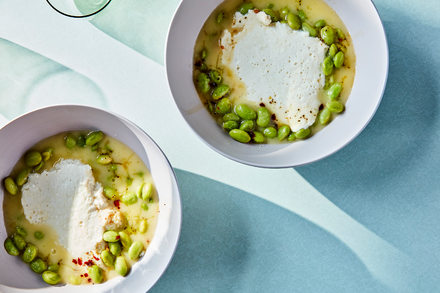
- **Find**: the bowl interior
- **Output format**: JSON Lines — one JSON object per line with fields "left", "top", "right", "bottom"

{"left": 165, "top": 0, "right": 388, "bottom": 168}
{"left": 0, "top": 105, "right": 181, "bottom": 292}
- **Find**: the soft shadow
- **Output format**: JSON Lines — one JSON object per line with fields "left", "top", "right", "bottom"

{"left": 150, "top": 169, "right": 389, "bottom": 293}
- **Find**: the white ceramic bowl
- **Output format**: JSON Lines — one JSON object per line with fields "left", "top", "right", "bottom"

{"left": 0, "top": 105, "right": 181, "bottom": 292}
{"left": 165, "top": 0, "right": 388, "bottom": 168}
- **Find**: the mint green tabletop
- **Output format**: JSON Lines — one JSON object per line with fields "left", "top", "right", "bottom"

{"left": 0, "top": 0, "right": 438, "bottom": 292}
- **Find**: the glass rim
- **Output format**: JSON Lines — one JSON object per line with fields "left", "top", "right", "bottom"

{"left": 46, "top": 0, "right": 112, "bottom": 18}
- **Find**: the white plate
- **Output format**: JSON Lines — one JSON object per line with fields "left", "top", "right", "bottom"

{"left": 0, "top": 105, "right": 181, "bottom": 292}
{"left": 165, "top": 0, "right": 388, "bottom": 168}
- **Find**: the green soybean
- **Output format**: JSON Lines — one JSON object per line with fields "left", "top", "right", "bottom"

{"left": 103, "top": 231, "right": 120, "bottom": 242}
{"left": 109, "top": 242, "right": 122, "bottom": 256}
{"left": 22, "top": 244, "right": 38, "bottom": 263}
{"left": 336, "top": 43, "right": 347, "bottom": 53}
{"left": 327, "top": 83, "right": 342, "bottom": 100}
{"left": 12, "top": 234, "right": 26, "bottom": 250}
{"left": 263, "top": 127, "right": 277, "bottom": 139}
{"left": 216, "top": 12, "right": 224, "bottom": 24}
{"left": 215, "top": 98, "right": 231, "bottom": 114}
{"left": 200, "top": 48, "right": 208, "bottom": 60}
{"left": 34, "top": 161, "right": 44, "bottom": 171}
{"left": 86, "top": 131, "right": 103, "bottom": 146}
{"left": 239, "top": 120, "right": 254, "bottom": 132}
{"left": 223, "top": 113, "right": 240, "bottom": 122}
{"left": 335, "top": 28, "right": 346, "bottom": 40}
{"left": 128, "top": 241, "right": 144, "bottom": 260}
{"left": 287, "top": 13, "right": 301, "bottom": 30}
{"left": 42, "top": 147, "right": 53, "bottom": 161}
{"left": 69, "top": 275, "right": 82, "bottom": 285}
{"left": 322, "top": 57, "right": 334, "bottom": 76}
{"left": 279, "top": 7, "right": 289, "bottom": 20}
{"left": 222, "top": 121, "right": 240, "bottom": 131}
{"left": 315, "top": 19, "right": 326, "bottom": 28}
{"left": 235, "top": 104, "right": 256, "bottom": 120}
{"left": 88, "top": 265, "right": 103, "bottom": 284}
{"left": 294, "top": 128, "right": 311, "bottom": 139}
{"left": 229, "top": 129, "right": 251, "bottom": 143}
{"left": 42, "top": 271, "right": 61, "bottom": 285}
{"left": 267, "top": 3, "right": 274, "bottom": 9}
{"left": 252, "top": 131, "right": 265, "bottom": 143}
{"left": 319, "top": 108, "right": 331, "bottom": 125}
{"left": 76, "top": 134, "right": 86, "bottom": 147}
{"left": 31, "top": 258, "right": 47, "bottom": 273}
{"left": 278, "top": 125, "right": 291, "bottom": 141}
{"left": 15, "top": 168, "right": 30, "bottom": 186}
{"left": 302, "top": 23, "right": 317, "bottom": 37}
{"left": 115, "top": 256, "right": 128, "bottom": 276}
{"left": 121, "top": 191, "right": 138, "bottom": 206}
{"left": 48, "top": 264, "right": 60, "bottom": 272}
{"left": 141, "top": 202, "right": 149, "bottom": 211}
{"left": 262, "top": 9, "right": 278, "bottom": 22}
{"left": 4, "top": 238, "right": 19, "bottom": 256}
{"left": 91, "top": 143, "right": 99, "bottom": 151}
{"left": 25, "top": 151, "right": 42, "bottom": 167}
{"left": 239, "top": 3, "right": 254, "bottom": 15}
{"left": 104, "top": 187, "right": 117, "bottom": 200}
{"left": 298, "top": 10, "right": 307, "bottom": 22}
{"left": 119, "top": 231, "right": 132, "bottom": 248}
{"left": 333, "top": 51, "right": 345, "bottom": 69}
{"left": 139, "top": 219, "right": 149, "bottom": 234}
{"left": 321, "top": 26, "right": 334, "bottom": 45}
{"left": 287, "top": 132, "right": 296, "bottom": 142}
{"left": 209, "top": 70, "right": 222, "bottom": 83}
{"left": 329, "top": 44, "right": 338, "bottom": 58}
{"left": 257, "top": 107, "right": 271, "bottom": 127}
{"left": 16, "top": 226, "right": 27, "bottom": 237}
{"left": 212, "top": 85, "right": 230, "bottom": 100}
{"left": 199, "top": 63, "right": 208, "bottom": 72}
{"left": 101, "top": 250, "right": 114, "bottom": 267}
{"left": 96, "top": 154, "right": 112, "bottom": 165}
{"left": 141, "top": 183, "right": 153, "bottom": 201}
{"left": 65, "top": 134, "right": 76, "bottom": 149}
{"left": 327, "top": 100, "right": 345, "bottom": 113}
{"left": 4, "top": 177, "right": 18, "bottom": 195}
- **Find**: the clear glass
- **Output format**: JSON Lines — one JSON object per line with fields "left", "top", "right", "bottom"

{"left": 46, "top": 0, "right": 111, "bottom": 18}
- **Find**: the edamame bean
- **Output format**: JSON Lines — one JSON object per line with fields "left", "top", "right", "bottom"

{"left": 34, "top": 161, "right": 44, "bottom": 171}
{"left": 335, "top": 28, "right": 345, "bottom": 40}
{"left": 294, "top": 128, "right": 311, "bottom": 139}
{"left": 96, "top": 154, "right": 112, "bottom": 165}
{"left": 103, "top": 231, "right": 120, "bottom": 242}
{"left": 322, "top": 57, "right": 334, "bottom": 76}
{"left": 25, "top": 151, "right": 42, "bottom": 167}
{"left": 327, "top": 100, "right": 344, "bottom": 113}
{"left": 65, "top": 134, "right": 76, "bottom": 149}
{"left": 336, "top": 43, "right": 347, "bottom": 53}
{"left": 238, "top": 3, "right": 254, "bottom": 15}
{"left": 69, "top": 275, "right": 82, "bottom": 285}
{"left": 16, "top": 168, "right": 30, "bottom": 186}
{"left": 16, "top": 226, "right": 27, "bottom": 237}
{"left": 223, "top": 113, "right": 240, "bottom": 122}
{"left": 287, "top": 13, "right": 301, "bottom": 30}
{"left": 319, "top": 108, "right": 331, "bottom": 125}
{"left": 251, "top": 131, "right": 265, "bottom": 143}
{"left": 216, "top": 12, "right": 224, "bottom": 24}
{"left": 128, "top": 241, "right": 144, "bottom": 260}
{"left": 42, "top": 147, "right": 53, "bottom": 161}
{"left": 315, "top": 19, "right": 326, "bottom": 29}
{"left": 262, "top": 9, "right": 278, "bottom": 22}
{"left": 48, "top": 264, "right": 60, "bottom": 272}
{"left": 88, "top": 265, "right": 103, "bottom": 283}
{"left": 115, "top": 256, "right": 128, "bottom": 276}
{"left": 215, "top": 98, "right": 231, "bottom": 114}
{"left": 235, "top": 104, "right": 256, "bottom": 120}
{"left": 287, "top": 132, "right": 296, "bottom": 142}
{"left": 86, "top": 131, "right": 103, "bottom": 146}
{"left": 239, "top": 120, "right": 254, "bottom": 132}
{"left": 212, "top": 85, "right": 230, "bottom": 100}
{"left": 263, "top": 127, "right": 277, "bottom": 139}
{"left": 320, "top": 26, "right": 334, "bottom": 45}
{"left": 101, "top": 250, "right": 114, "bottom": 267}
{"left": 223, "top": 121, "right": 239, "bottom": 131}
{"left": 200, "top": 48, "right": 208, "bottom": 60}
{"left": 229, "top": 129, "right": 251, "bottom": 143}
{"left": 4, "top": 177, "right": 18, "bottom": 195}
{"left": 267, "top": 3, "right": 274, "bottom": 9}
{"left": 302, "top": 23, "right": 317, "bottom": 37}
{"left": 298, "top": 10, "right": 307, "bottom": 22}
{"left": 278, "top": 125, "right": 291, "bottom": 141}
{"left": 139, "top": 219, "right": 149, "bottom": 234}
{"left": 121, "top": 192, "right": 138, "bottom": 206}
{"left": 327, "top": 83, "right": 342, "bottom": 100}
{"left": 4, "top": 238, "right": 19, "bottom": 256}
{"left": 257, "top": 107, "right": 271, "bottom": 127}
{"left": 12, "top": 234, "right": 26, "bottom": 250}
{"left": 104, "top": 187, "right": 116, "bottom": 200}
{"left": 279, "top": 6, "right": 289, "bottom": 20}
{"left": 109, "top": 242, "right": 122, "bottom": 256}
{"left": 42, "top": 271, "right": 61, "bottom": 285}
{"left": 141, "top": 202, "right": 149, "bottom": 211}
{"left": 141, "top": 183, "right": 153, "bottom": 201}
{"left": 329, "top": 44, "right": 338, "bottom": 58}
{"left": 77, "top": 135, "right": 86, "bottom": 147}
{"left": 22, "top": 244, "right": 38, "bottom": 263}
{"left": 333, "top": 51, "right": 345, "bottom": 69}
{"left": 200, "top": 63, "right": 208, "bottom": 72}
{"left": 119, "top": 231, "right": 132, "bottom": 248}
{"left": 31, "top": 258, "right": 47, "bottom": 273}
{"left": 209, "top": 70, "right": 222, "bottom": 83}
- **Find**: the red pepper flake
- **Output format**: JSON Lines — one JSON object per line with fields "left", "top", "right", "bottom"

{"left": 84, "top": 273, "right": 88, "bottom": 277}
{"left": 114, "top": 200, "right": 120, "bottom": 209}
{"left": 88, "top": 278, "right": 92, "bottom": 283}
{"left": 93, "top": 255, "right": 100, "bottom": 261}
{"left": 80, "top": 275, "right": 83, "bottom": 278}
{"left": 254, "top": 9, "right": 260, "bottom": 13}
{"left": 220, "top": 46, "right": 225, "bottom": 49}
{"left": 84, "top": 260, "right": 94, "bottom": 267}
{"left": 77, "top": 257, "right": 83, "bottom": 265}
{"left": 116, "top": 235, "right": 120, "bottom": 240}
{"left": 72, "top": 259, "right": 78, "bottom": 265}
